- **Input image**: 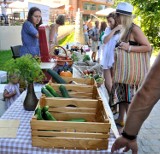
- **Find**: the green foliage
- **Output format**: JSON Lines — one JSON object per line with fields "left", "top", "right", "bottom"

{"left": 0, "top": 50, "right": 12, "bottom": 70}
{"left": 3, "top": 54, "right": 44, "bottom": 84}
{"left": 71, "top": 53, "right": 79, "bottom": 62}
{"left": 114, "top": 0, "right": 160, "bottom": 53}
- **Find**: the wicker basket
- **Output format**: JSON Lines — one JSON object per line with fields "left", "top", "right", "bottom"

{"left": 51, "top": 46, "right": 73, "bottom": 66}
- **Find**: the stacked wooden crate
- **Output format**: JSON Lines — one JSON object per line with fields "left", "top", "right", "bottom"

{"left": 30, "top": 77, "right": 111, "bottom": 150}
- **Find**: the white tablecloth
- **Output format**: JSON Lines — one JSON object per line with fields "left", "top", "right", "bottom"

{"left": 0, "top": 84, "right": 123, "bottom": 154}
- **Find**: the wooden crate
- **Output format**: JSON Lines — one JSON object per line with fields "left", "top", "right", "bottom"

{"left": 48, "top": 82, "right": 100, "bottom": 99}
{"left": 52, "top": 76, "right": 96, "bottom": 85}
{"left": 31, "top": 96, "right": 111, "bottom": 150}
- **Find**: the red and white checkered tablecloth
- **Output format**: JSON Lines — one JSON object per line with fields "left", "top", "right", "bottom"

{"left": 0, "top": 88, "right": 123, "bottom": 154}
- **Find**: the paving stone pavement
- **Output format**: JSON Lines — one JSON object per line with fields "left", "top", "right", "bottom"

{"left": 126, "top": 100, "right": 160, "bottom": 154}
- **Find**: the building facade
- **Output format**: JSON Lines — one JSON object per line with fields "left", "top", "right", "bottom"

{"left": 69, "top": 0, "right": 114, "bottom": 20}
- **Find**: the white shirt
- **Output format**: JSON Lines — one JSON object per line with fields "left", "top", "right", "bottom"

{"left": 4, "top": 83, "right": 20, "bottom": 109}
{"left": 101, "top": 27, "right": 120, "bottom": 69}
{"left": 1, "top": 3, "right": 8, "bottom": 15}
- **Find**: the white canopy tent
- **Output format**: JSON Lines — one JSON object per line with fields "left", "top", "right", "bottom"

{"left": 95, "top": 8, "right": 116, "bottom": 16}
{"left": 8, "top": 1, "right": 28, "bottom": 9}
{"left": 8, "top": 1, "right": 28, "bottom": 19}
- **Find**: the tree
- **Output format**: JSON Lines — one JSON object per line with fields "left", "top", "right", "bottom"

{"left": 114, "top": 0, "right": 160, "bottom": 53}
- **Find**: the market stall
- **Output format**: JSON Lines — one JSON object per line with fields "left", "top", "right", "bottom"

{"left": 0, "top": 83, "right": 123, "bottom": 153}
{"left": 0, "top": 7, "right": 123, "bottom": 153}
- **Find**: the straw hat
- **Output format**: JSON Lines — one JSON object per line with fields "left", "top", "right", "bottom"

{"left": 116, "top": 2, "right": 133, "bottom": 16}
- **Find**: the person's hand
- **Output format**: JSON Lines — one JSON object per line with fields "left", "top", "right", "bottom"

{"left": 118, "top": 42, "right": 130, "bottom": 51}
{"left": 111, "top": 136, "right": 138, "bottom": 154}
{"left": 114, "top": 25, "right": 123, "bottom": 32}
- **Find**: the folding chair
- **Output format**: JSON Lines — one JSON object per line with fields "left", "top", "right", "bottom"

{"left": 10, "top": 45, "right": 21, "bottom": 59}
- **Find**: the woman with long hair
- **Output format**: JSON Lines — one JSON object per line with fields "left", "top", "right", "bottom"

{"left": 102, "top": 13, "right": 122, "bottom": 94}
{"left": 20, "top": 7, "right": 42, "bottom": 56}
{"left": 97, "top": 21, "right": 107, "bottom": 63}
{"left": 111, "top": 2, "right": 151, "bottom": 127}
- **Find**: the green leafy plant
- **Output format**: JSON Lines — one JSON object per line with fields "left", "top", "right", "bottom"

{"left": 3, "top": 54, "right": 44, "bottom": 84}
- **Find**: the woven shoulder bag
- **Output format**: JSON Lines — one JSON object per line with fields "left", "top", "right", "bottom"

{"left": 113, "top": 25, "right": 151, "bottom": 86}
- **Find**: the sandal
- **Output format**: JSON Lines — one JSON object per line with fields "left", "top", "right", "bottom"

{"left": 115, "top": 119, "right": 125, "bottom": 127}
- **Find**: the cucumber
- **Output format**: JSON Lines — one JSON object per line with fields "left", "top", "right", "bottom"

{"left": 66, "top": 118, "right": 86, "bottom": 122}
{"left": 59, "top": 85, "right": 71, "bottom": 98}
{"left": 47, "top": 69, "right": 67, "bottom": 84}
{"left": 93, "top": 74, "right": 100, "bottom": 80}
{"left": 42, "top": 105, "right": 49, "bottom": 113}
{"left": 44, "top": 111, "right": 57, "bottom": 121}
{"left": 41, "top": 87, "right": 53, "bottom": 97}
{"left": 35, "top": 107, "right": 43, "bottom": 120}
{"left": 45, "top": 84, "right": 60, "bottom": 97}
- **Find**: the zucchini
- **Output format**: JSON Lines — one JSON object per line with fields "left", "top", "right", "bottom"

{"left": 44, "top": 111, "right": 57, "bottom": 121}
{"left": 93, "top": 74, "right": 100, "bottom": 80}
{"left": 59, "top": 85, "right": 71, "bottom": 98}
{"left": 66, "top": 118, "right": 86, "bottom": 122}
{"left": 42, "top": 105, "right": 49, "bottom": 113}
{"left": 35, "top": 107, "right": 43, "bottom": 120}
{"left": 41, "top": 87, "right": 53, "bottom": 97}
{"left": 47, "top": 69, "right": 67, "bottom": 84}
{"left": 45, "top": 84, "right": 60, "bottom": 97}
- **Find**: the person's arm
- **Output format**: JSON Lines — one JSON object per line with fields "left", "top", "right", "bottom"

{"left": 49, "top": 24, "right": 56, "bottom": 44}
{"left": 111, "top": 54, "right": 160, "bottom": 153}
{"left": 103, "top": 25, "right": 122, "bottom": 44}
{"left": 3, "top": 89, "right": 16, "bottom": 98}
{"left": 119, "top": 25, "right": 151, "bottom": 52}
{"left": 23, "top": 21, "right": 39, "bottom": 38}
{"left": 124, "top": 53, "right": 160, "bottom": 136}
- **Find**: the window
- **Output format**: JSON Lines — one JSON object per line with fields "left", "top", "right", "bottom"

{"left": 83, "top": 2, "right": 96, "bottom": 11}
{"left": 98, "top": 5, "right": 106, "bottom": 10}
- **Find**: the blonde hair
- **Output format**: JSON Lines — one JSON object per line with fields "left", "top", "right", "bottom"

{"left": 119, "top": 14, "right": 133, "bottom": 42}
{"left": 8, "top": 73, "right": 20, "bottom": 82}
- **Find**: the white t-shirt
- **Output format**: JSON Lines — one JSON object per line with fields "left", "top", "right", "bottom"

{"left": 1, "top": 3, "right": 8, "bottom": 15}
{"left": 4, "top": 83, "right": 20, "bottom": 109}
{"left": 101, "top": 27, "right": 120, "bottom": 69}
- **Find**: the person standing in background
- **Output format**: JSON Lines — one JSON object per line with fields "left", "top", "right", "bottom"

{"left": 83, "top": 21, "right": 89, "bottom": 46}
{"left": 86, "top": 19, "right": 93, "bottom": 46}
{"left": 102, "top": 13, "right": 121, "bottom": 94}
{"left": 1, "top": 0, "right": 9, "bottom": 24}
{"left": 89, "top": 20, "right": 99, "bottom": 62}
{"left": 20, "top": 7, "right": 42, "bottom": 57}
{"left": 97, "top": 21, "right": 107, "bottom": 63}
{"left": 49, "top": 15, "right": 65, "bottom": 55}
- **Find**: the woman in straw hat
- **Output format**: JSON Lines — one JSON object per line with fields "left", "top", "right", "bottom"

{"left": 110, "top": 2, "right": 151, "bottom": 127}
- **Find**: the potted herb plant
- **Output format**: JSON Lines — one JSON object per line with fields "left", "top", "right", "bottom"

{"left": 3, "top": 54, "right": 44, "bottom": 111}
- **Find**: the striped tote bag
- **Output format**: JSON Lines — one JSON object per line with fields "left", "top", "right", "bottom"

{"left": 113, "top": 48, "right": 151, "bottom": 86}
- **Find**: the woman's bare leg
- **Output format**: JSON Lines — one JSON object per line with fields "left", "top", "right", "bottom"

{"left": 103, "top": 69, "right": 112, "bottom": 94}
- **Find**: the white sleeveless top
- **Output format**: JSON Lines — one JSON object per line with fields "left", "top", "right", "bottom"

{"left": 101, "top": 27, "right": 120, "bottom": 69}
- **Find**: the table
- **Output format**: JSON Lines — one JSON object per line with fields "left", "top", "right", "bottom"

{"left": 40, "top": 62, "right": 57, "bottom": 82}
{"left": 0, "top": 84, "right": 123, "bottom": 154}
{"left": 40, "top": 62, "right": 56, "bottom": 70}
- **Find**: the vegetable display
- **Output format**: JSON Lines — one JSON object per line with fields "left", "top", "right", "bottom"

{"left": 47, "top": 69, "right": 67, "bottom": 84}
